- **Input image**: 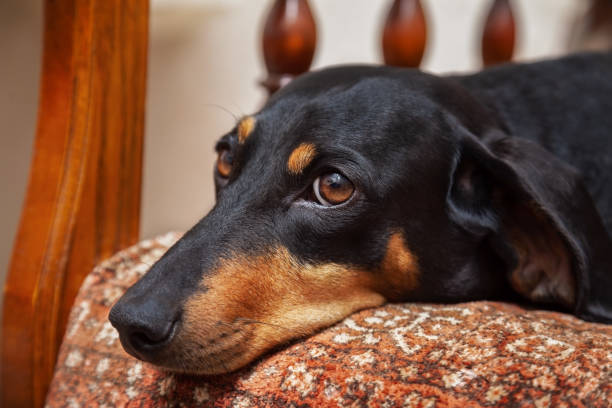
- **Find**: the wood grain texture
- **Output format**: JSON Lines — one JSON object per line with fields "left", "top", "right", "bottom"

{"left": 481, "top": 0, "right": 516, "bottom": 66}
{"left": 0, "top": 0, "right": 149, "bottom": 406}
{"left": 382, "top": 0, "right": 428, "bottom": 68}
{"left": 261, "top": 0, "right": 317, "bottom": 95}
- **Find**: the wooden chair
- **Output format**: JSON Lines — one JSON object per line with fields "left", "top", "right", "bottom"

{"left": 1, "top": 0, "right": 563, "bottom": 406}
{"left": 1, "top": 1, "right": 148, "bottom": 406}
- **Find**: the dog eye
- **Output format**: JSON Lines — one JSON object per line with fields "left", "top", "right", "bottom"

{"left": 313, "top": 172, "right": 354, "bottom": 206}
{"left": 216, "top": 148, "right": 233, "bottom": 178}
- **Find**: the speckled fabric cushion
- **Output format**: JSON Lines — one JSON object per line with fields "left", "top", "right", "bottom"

{"left": 46, "top": 233, "right": 612, "bottom": 407}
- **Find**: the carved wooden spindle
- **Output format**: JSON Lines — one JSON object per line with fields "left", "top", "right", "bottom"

{"left": 481, "top": 0, "right": 516, "bottom": 66}
{"left": 382, "top": 0, "right": 427, "bottom": 67}
{"left": 261, "top": 0, "right": 317, "bottom": 95}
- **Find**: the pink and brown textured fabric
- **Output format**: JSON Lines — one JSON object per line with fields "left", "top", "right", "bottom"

{"left": 46, "top": 233, "right": 612, "bottom": 407}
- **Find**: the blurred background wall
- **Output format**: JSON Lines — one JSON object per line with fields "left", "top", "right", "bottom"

{"left": 0, "top": 0, "right": 44, "bottom": 298}
{"left": 0, "top": 0, "right": 593, "bottom": 296}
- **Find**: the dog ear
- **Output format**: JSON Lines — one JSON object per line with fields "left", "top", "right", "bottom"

{"left": 448, "top": 127, "right": 612, "bottom": 323}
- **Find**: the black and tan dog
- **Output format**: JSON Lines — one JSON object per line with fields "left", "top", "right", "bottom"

{"left": 110, "top": 52, "right": 612, "bottom": 374}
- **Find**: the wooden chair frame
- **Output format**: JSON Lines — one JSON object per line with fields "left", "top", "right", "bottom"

{"left": 1, "top": 1, "right": 149, "bottom": 406}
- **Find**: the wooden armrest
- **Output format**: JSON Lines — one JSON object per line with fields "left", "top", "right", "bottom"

{"left": 1, "top": 0, "right": 149, "bottom": 406}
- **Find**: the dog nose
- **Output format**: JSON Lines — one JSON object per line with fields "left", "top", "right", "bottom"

{"left": 109, "top": 299, "right": 179, "bottom": 359}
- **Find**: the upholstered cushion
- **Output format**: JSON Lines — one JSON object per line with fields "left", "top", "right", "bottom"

{"left": 46, "top": 233, "right": 611, "bottom": 407}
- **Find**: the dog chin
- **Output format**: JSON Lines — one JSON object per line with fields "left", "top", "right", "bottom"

{"left": 138, "top": 326, "right": 274, "bottom": 375}
{"left": 157, "top": 342, "right": 274, "bottom": 376}
{"left": 155, "top": 354, "right": 251, "bottom": 376}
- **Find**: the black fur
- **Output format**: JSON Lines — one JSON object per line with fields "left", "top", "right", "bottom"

{"left": 110, "top": 52, "right": 612, "bottom": 369}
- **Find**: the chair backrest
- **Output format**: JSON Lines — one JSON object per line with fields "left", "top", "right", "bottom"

{"left": 260, "top": 0, "right": 517, "bottom": 95}
{"left": 1, "top": 1, "right": 148, "bottom": 406}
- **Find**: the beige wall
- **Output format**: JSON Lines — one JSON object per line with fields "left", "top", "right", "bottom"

{"left": 0, "top": 0, "right": 587, "bottom": 297}
{"left": 0, "top": 0, "right": 43, "bottom": 298}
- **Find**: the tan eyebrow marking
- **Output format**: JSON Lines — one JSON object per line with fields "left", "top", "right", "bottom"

{"left": 237, "top": 116, "right": 256, "bottom": 143}
{"left": 287, "top": 143, "right": 317, "bottom": 175}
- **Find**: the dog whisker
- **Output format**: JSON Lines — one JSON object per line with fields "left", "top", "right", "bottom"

{"left": 217, "top": 355, "right": 230, "bottom": 374}
{"left": 201, "top": 103, "right": 240, "bottom": 122}
{"left": 233, "top": 317, "right": 292, "bottom": 333}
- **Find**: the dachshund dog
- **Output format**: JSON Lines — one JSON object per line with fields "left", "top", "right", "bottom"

{"left": 110, "top": 52, "right": 612, "bottom": 375}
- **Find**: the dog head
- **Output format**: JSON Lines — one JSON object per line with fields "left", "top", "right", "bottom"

{"left": 109, "top": 66, "right": 612, "bottom": 374}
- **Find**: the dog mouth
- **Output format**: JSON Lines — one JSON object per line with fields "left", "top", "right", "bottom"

{"left": 129, "top": 318, "right": 269, "bottom": 375}
{"left": 183, "top": 320, "right": 257, "bottom": 373}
